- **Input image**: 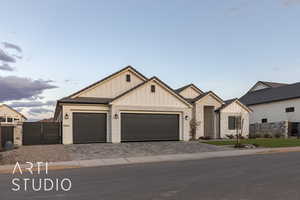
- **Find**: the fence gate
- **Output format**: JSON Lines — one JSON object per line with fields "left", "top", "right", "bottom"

{"left": 23, "top": 122, "right": 61, "bottom": 145}
{"left": 1, "top": 126, "right": 14, "bottom": 147}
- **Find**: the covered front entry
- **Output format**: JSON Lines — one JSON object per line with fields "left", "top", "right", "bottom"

{"left": 73, "top": 113, "right": 107, "bottom": 144}
{"left": 204, "top": 106, "right": 215, "bottom": 138}
{"left": 121, "top": 113, "right": 179, "bottom": 142}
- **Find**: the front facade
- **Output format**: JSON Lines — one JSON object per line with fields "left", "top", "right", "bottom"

{"left": 240, "top": 81, "right": 300, "bottom": 124}
{"left": 54, "top": 66, "right": 251, "bottom": 144}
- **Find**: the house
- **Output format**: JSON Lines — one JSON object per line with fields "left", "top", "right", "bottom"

{"left": 240, "top": 81, "right": 300, "bottom": 124}
{"left": 54, "top": 66, "right": 251, "bottom": 144}
{"left": 176, "top": 85, "right": 251, "bottom": 139}
{"left": 0, "top": 104, "right": 27, "bottom": 146}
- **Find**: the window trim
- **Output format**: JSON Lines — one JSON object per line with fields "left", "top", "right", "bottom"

{"left": 228, "top": 116, "right": 242, "bottom": 130}
{"left": 285, "top": 107, "right": 295, "bottom": 113}
{"left": 151, "top": 85, "right": 156, "bottom": 93}
{"left": 126, "top": 74, "right": 131, "bottom": 82}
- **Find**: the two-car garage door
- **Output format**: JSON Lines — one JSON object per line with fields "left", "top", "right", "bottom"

{"left": 72, "top": 112, "right": 179, "bottom": 143}
{"left": 121, "top": 113, "right": 179, "bottom": 142}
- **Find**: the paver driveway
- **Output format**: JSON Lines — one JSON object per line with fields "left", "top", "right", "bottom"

{"left": 65, "top": 141, "right": 231, "bottom": 160}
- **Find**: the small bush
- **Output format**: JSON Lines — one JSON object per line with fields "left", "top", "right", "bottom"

{"left": 225, "top": 134, "right": 234, "bottom": 139}
{"left": 274, "top": 133, "right": 282, "bottom": 138}
{"left": 199, "top": 136, "right": 211, "bottom": 140}
{"left": 255, "top": 134, "right": 261, "bottom": 138}
{"left": 263, "top": 133, "right": 272, "bottom": 138}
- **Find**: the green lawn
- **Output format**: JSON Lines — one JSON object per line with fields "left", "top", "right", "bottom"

{"left": 202, "top": 138, "right": 300, "bottom": 148}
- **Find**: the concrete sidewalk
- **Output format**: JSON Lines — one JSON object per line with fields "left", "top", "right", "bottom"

{"left": 1, "top": 147, "right": 300, "bottom": 173}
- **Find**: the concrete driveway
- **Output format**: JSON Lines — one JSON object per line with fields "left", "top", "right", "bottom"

{"left": 65, "top": 141, "right": 230, "bottom": 160}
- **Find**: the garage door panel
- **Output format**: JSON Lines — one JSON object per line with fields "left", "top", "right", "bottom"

{"left": 73, "top": 113, "right": 106, "bottom": 144}
{"left": 121, "top": 113, "right": 179, "bottom": 142}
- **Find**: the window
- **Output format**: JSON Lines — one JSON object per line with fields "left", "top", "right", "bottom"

{"left": 7, "top": 118, "right": 13, "bottom": 122}
{"left": 126, "top": 74, "right": 131, "bottom": 82}
{"left": 286, "top": 107, "right": 295, "bottom": 113}
{"left": 261, "top": 118, "right": 268, "bottom": 123}
{"left": 0, "top": 117, "right": 5, "bottom": 122}
{"left": 151, "top": 85, "right": 156, "bottom": 93}
{"left": 228, "top": 116, "right": 241, "bottom": 130}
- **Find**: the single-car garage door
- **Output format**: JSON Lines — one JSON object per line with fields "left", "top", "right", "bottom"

{"left": 73, "top": 113, "right": 107, "bottom": 144}
{"left": 121, "top": 113, "right": 179, "bottom": 142}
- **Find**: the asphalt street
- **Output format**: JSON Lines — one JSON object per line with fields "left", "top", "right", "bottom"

{"left": 1, "top": 151, "right": 300, "bottom": 200}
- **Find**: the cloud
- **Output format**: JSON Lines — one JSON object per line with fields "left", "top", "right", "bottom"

{"left": 2, "top": 42, "right": 22, "bottom": 53}
{"left": 0, "top": 63, "right": 14, "bottom": 71}
{"left": 0, "top": 76, "right": 57, "bottom": 101}
{"left": 0, "top": 49, "right": 16, "bottom": 63}
{"left": 9, "top": 100, "right": 56, "bottom": 108}
{"left": 29, "top": 107, "right": 53, "bottom": 115}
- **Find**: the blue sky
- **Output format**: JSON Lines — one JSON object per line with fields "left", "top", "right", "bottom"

{"left": 0, "top": 0, "right": 300, "bottom": 120}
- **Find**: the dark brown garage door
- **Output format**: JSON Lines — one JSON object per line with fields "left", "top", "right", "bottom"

{"left": 73, "top": 113, "right": 107, "bottom": 144}
{"left": 121, "top": 113, "right": 179, "bottom": 142}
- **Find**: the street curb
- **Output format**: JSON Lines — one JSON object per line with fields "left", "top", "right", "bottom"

{"left": 0, "top": 148, "right": 268, "bottom": 173}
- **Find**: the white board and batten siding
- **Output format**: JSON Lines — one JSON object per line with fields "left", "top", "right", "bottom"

{"left": 76, "top": 70, "right": 144, "bottom": 99}
{"left": 179, "top": 87, "right": 202, "bottom": 99}
{"left": 220, "top": 101, "right": 249, "bottom": 138}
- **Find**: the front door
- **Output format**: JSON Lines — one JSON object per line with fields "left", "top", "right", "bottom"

{"left": 204, "top": 106, "right": 215, "bottom": 138}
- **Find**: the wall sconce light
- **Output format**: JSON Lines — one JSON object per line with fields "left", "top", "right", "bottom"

{"left": 64, "top": 113, "right": 69, "bottom": 120}
{"left": 185, "top": 115, "right": 189, "bottom": 120}
{"left": 114, "top": 113, "right": 119, "bottom": 119}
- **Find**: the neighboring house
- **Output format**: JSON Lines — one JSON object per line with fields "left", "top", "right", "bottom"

{"left": 240, "top": 81, "right": 300, "bottom": 124}
{"left": 0, "top": 104, "right": 27, "bottom": 146}
{"left": 54, "top": 66, "right": 251, "bottom": 144}
{"left": 0, "top": 104, "right": 27, "bottom": 124}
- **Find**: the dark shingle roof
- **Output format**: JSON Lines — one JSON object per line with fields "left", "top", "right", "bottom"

{"left": 59, "top": 97, "right": 112, "bottom": 104}
{"left": 240, "top": 82, "right": 300, "bottom": 106}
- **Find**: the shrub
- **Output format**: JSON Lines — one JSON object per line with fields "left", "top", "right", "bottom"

{"left": 199, "top": 136, "right": 211, "bottom": 140}
{"left": 263, "top": 133, "right": 272, "bottom": 138}
{"left": 255, "top": 134, "right": 261, "bottom": 138}
{"left": 225, "top": 134, "right": 234, "bottom": 139}
{"left": 274, "top": 133, "right": 282, "bottom": 138}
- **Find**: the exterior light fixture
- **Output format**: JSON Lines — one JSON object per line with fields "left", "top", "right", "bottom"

{"left": 185, "top": 115, "right": 189, "bottom": 120}
{"left": 114, "top": 113, "right": 119, "bottom": 119}
{"left": 64, "top": 113, "right": 69, "bottom": 120}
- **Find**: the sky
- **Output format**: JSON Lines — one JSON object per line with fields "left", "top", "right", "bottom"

{"left": 0, "top": 0, "right": 300, "bottom": 120}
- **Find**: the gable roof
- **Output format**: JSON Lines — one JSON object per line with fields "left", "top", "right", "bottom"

{"left": 260, "top": 81, "right": 288, "bottom": 88}
{"left": 216, "top": 98, "right": 252, "bottom": 113}
{"left": 110, "top": 76, "right": 193, "bottom": 107}
{"left": 0, "top": 104, "right": 27, "bottom": 120}
{"left": 175, "top": 83, "right": 204, "bottom": 94}
{"left": 248, "top": 81, "right": 288, "bottom": 93}
{"left": 188, "top": 91, "right": 224, "bottom": 104}
{"left": 67, "top": 65, "right": 147, "bottom": 98}
{"left": 240, "top": 82, "right": 300, "bottom": 106}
